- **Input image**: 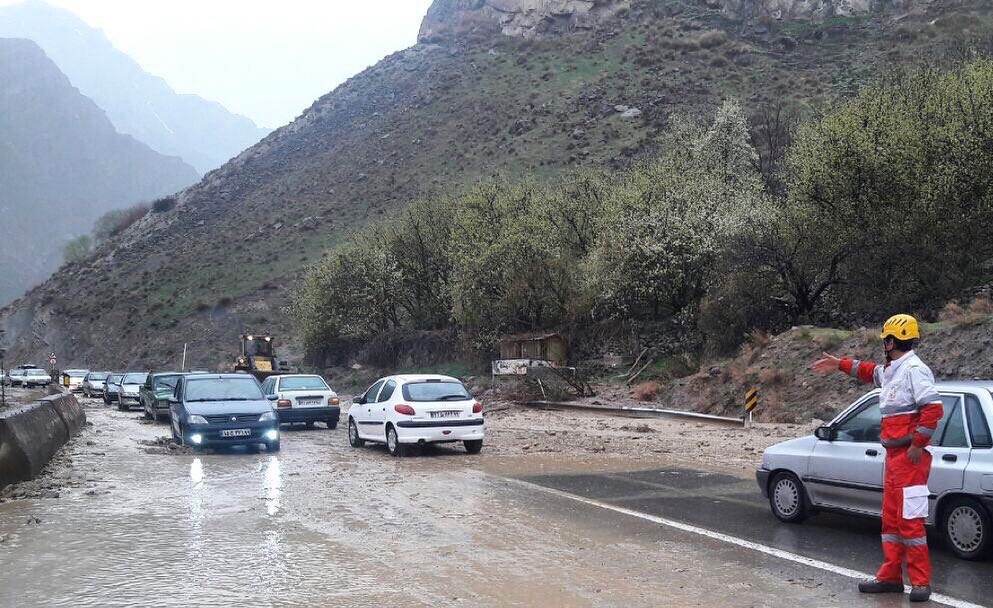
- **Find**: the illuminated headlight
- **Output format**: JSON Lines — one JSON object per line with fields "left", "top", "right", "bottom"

{"left": 259, "top": 411, "right": 277, "bottom": 422}
{"left": 188, "top": 414, "right": 208, "bottom": 425}
{"left": 190, "top": 434, "right": 203, "bottom": 445}
{"left": 264, "top": 429, "right": 279, "bottom": 441}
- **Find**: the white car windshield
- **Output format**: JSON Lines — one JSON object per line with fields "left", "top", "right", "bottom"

{"left": 402, "top": 381, "right": 472, "bottom": 402}
{"left": 122, "top": 373, "right": 148, "bottom": 384}
{"left": 26, "top": 370, "right": 48, "bottom": 377}
{"left": 186, "top": 378, "right": 264, "bottom": 402}
{"left": 280, "top": 376, "right": 329, "bottom": 391}
{"left": 107, "top": 375, "right": 124, "bottom": 384}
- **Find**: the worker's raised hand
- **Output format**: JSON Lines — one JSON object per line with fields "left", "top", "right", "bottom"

{"left": 812, "top": 352, "right": 841, "bottom": 375}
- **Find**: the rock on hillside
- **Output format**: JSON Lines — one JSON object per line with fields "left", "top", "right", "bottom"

{"left": 0, "top": 38, "right": 198, "bottom": 305}
{"left": 0, "top": 0, "right": 989, "bottom": 370}
{"left": 420, "top": 0, "right": 938, "bottom": 41}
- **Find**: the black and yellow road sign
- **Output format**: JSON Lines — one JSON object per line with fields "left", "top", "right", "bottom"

{"left": 745, "top": 388, "right": 759, "bottom": 413}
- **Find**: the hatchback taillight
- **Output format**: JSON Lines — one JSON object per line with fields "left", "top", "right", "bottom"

{"left": 277, "top": 399, "right": 291, "bottom": 408}
{"left": 394, "top": 404, "right": 416, "bottom": 416}
{"left": 329, "top": 397, "right": 340, "bottom": 406}
{"left": 473, "top": 402, "right": 483, "bottom": 414}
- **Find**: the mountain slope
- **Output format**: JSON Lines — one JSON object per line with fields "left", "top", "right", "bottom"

{"left": 0, "top": 38, "right": 198, "bottom": 305}
{"left": 1, "top": 0, "right": 990, "bottom": 369}
{"left": 0, "top": 0, "right": 270, "bottom": 174}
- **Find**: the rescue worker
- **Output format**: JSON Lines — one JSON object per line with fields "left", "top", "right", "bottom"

{"left": 812, "top": 314, "right": 943, "bottom": 603}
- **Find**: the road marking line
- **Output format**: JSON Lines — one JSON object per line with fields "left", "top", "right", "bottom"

{"left": 504, "top": 478, "right": 987, "bottom": 608}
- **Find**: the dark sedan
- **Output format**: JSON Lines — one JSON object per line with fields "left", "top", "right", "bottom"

{"left": 168, "top": 374, "right": 280, "bottom": 452}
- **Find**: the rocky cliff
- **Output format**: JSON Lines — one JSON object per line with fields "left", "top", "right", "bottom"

{"left": 419, "top": 0, "right": 937, "bottom": 40}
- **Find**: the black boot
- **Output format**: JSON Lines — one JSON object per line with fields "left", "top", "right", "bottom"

{"left": 858, "top": 579, "right": 904, "bottom": 593}
{"left": 910, "top": 586, "right": 931, "bottom": 602}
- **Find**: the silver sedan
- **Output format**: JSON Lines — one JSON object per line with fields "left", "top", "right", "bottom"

{"left": 757, "top": 381, "right": 993, "bottom": 561}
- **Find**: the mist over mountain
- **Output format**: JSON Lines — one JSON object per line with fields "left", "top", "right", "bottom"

{"left": 0, "top": 37, "right": 198, "bottom": 304}
{"left": 0, "top": 0, "right": 270, "bottom": 174}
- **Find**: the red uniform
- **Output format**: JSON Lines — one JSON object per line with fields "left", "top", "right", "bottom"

{"left": 839, "top": 352, "right": 943, "bottom": 587}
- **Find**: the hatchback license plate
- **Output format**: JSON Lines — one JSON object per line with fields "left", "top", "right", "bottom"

{"left": 298, "top": 398, "right": 322, "bottom": 406}
{"left": 220, "top": 429, "right": 251, "bottom": 438}
{"left": 431, "top": 411, "right": 461, "bottom": 419}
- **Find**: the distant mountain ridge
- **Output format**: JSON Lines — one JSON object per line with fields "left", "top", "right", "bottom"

{"left": 0, "top": 37, "right": 198, "bottom": 304}
{"left": 0, "top": 0, "right": 270, "bottom": 174}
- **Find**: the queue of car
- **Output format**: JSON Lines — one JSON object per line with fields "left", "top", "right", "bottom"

{"left": 48, "top": 366, "right": 485, "bottom": 458}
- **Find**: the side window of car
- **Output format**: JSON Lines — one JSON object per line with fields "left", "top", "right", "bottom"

{"left": 261, "top": 378, "right": 273, "bottom": 395}
{"left": 934, "top": 397, "right": 968, "bottom": 448}
{"left": 364, "top": 380, "right": 385, "bottom": 403}
{"left": 378, "top": 380, "right": 397, "bottom": 402}
{"left": 965, "top": 395, "right": 993, "bottom": 449}
{"left": 835, "top": 396, "right": 882, "bottom": 443}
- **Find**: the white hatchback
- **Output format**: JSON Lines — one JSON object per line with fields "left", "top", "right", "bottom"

{"left": 347, "top": 374, "right": 484, "bottom": 456}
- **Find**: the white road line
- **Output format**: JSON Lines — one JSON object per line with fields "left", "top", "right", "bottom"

{"left": 504, "top": 478, "right": 988, "bottom": 608}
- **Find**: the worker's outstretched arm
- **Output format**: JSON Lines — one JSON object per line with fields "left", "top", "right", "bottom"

{"left": 812, "top": 352, "right": 880, "bottom": 386}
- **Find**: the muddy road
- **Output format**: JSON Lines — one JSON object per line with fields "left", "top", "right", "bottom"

{"left": 0, "top": 398, "right": 988, "bottom": 607}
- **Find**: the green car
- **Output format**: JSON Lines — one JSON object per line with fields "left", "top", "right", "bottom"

{"left": 140, "top": 372, "right": 184, "bottom": 421}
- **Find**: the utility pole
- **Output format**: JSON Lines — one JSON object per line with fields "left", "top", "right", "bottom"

{"left": 181, "top": 343, "right": 188, "bottom": 372}
{"left": 1, "top": 348, "right": 6, "bottom": 409}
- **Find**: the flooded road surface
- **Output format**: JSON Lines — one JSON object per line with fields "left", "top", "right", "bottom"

{"left": 0, "top": 400, "right": 988, "bottom": 607}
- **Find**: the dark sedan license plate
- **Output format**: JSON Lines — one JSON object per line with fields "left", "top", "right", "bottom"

{"left": 220, "top": 429, "right": 251, "bottom": 438}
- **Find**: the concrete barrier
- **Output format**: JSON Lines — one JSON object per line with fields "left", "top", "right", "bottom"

{"left": 0, "top": 393, "right": 85, "bottom": 489}
{"left": 45, "top": 393, "right": 86, "bottom": 437}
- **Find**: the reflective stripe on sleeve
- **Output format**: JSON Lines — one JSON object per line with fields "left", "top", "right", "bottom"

{"left": 881, "top": 406, "right": 921, "bottom": 418}
{"left": 916, "top": 426, "right": 935, "bottom": 437}
{"left": 848, "top": 359, "right": 862, "bottom": 378}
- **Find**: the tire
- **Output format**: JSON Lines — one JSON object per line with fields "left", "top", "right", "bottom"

{"left": 326, "top": 418, "right": 338, "bottom": 430}
{"left": 769, "top": 471, "right": 809, "bottom": 523}
{"left": 464, "top": 439, "right": 483, "bottom": 454}
{"left": 266, "top": 440, "right": 281, "bottom": 453}
{"left": 386, "top": 425, "right": 405, "bottom": 457}
{"left": 103, "top": 394, "right": 110, "bottom": 405}
{"left": 941, "top": 496, "right": 992, "bottom": 560}
{"left": 142, "top": 405, "right": 152, "bottom": 420}
{"left": 348, "top": 418, "right": 365, "bottom": 447}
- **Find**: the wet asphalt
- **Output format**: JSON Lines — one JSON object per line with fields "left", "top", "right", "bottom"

{"left": 0, "top": 398, "right": 989, "bottom": 607}
{"left": 521, "top": 469, "right": 993, "bottom": 606}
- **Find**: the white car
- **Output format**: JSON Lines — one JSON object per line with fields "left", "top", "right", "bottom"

{"left": 260, "top": 374, "right": 341, "bottom": 429}
{"left": 347, "top": 374, "right": 484, "bottom": 457}
{"left": 117, "top": 372, "right": 148, "bottom": 411}
{"left": 21, "top": 368, "right": 52, "bottom": 388}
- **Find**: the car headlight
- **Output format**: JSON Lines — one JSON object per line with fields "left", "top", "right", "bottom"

{"left": 188, "top": 415, "right": 208, "bottom": 425}
{"left": 259, "top": 411, "right": 276, "bottom": 422}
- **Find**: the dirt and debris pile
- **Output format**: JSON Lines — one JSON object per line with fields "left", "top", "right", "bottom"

{"left": 659, "top": 309, "right": 993, "bottom": 423}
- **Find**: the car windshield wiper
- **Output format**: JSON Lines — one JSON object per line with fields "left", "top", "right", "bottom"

{"left": 437, "top": 394, "right": 470, "bottom": 401}
{"left": 186, "top": 397, "right": 252, "bottom": 402}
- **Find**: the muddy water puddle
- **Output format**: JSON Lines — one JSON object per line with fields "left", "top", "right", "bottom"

{"left": 0, "top": 404, "right": 657, "bottom": 607}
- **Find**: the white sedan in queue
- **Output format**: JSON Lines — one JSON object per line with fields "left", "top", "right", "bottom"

{"left": 347, "top": 374, "right": 484, "bottom": 457}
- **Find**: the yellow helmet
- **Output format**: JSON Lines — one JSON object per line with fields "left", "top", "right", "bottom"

{"left": 880, "top": 314, "right": 920, "bottom": 340}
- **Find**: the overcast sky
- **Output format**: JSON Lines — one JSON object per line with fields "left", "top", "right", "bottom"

{"left": 0, "top": 0, "right": 434, "bottom": 128}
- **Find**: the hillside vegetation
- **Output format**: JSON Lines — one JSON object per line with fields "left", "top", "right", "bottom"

{"left": 3, "top": 0, "right": 993, "bottom": 370}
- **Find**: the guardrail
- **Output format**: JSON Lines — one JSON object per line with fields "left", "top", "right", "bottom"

{"left": 525, "top": 400, "right": 745, "bottom": 426}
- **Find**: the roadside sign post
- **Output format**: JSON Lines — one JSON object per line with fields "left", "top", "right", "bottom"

{"left": 49, "top": 352, "right": 57, "bottom": 387}
{"left": 744, "top": 387, "right": 759, "bottom": 429}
